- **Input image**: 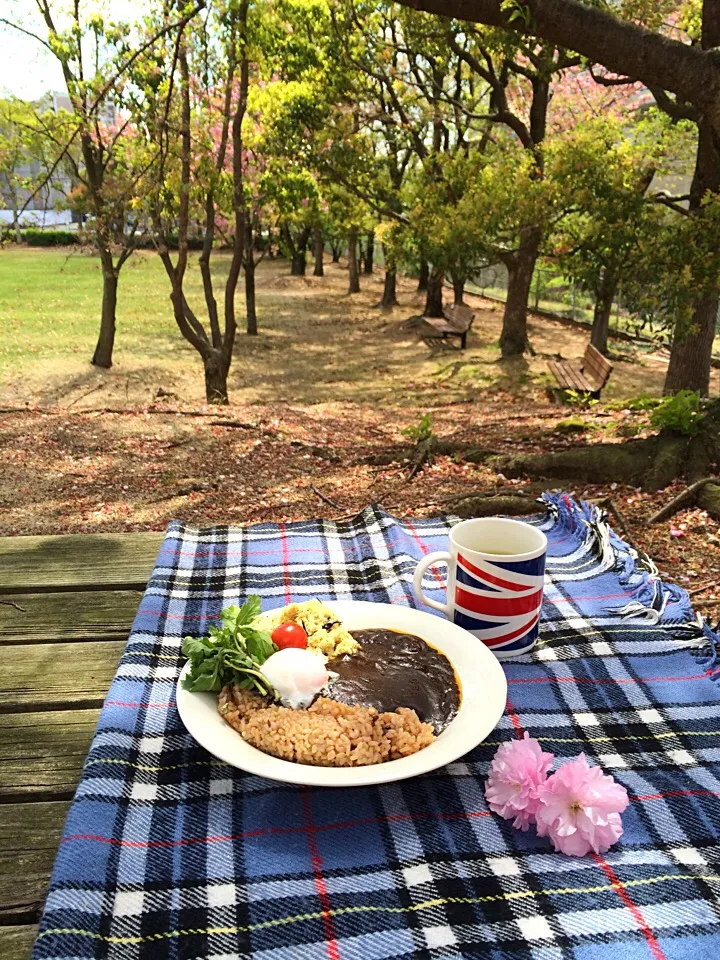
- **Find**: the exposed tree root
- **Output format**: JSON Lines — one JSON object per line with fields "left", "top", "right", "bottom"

{"left": 647, "top": 477, "right": 719, "bottom": 523}
{"left": 433, "top": 495, "right": 541, "bottom": 518}
{"left": 487, "top": 404, "right": 720, "bottom": 519}
{"left": 310, "top": 484, "right": 342, "bottom": 509}
{"left": 359, "top": 440, "right": 491, "bottom": 468}
{"left": 407, "top": 437, "right": 436, "bottom": 481}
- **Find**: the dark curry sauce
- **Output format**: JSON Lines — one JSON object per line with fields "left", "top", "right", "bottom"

{"left": 325, "top": 628, "right": 460, "bottom": 732}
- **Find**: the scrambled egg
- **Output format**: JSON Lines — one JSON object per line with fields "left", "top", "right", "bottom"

{"left": 255, "top": 599, "right": 359, "bottom": 659}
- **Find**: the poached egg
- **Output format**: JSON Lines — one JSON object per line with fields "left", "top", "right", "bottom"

{"left": 261, "top": 647, "right": 329, "bottom": 709}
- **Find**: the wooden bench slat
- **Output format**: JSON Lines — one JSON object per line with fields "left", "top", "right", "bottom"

{"left": 423, "top": 317, "right": 455, "bottom": 335}
{"left": 0, "top": 640, "right": 125, "bottom": 711}
{"left": 0, "top": 590, "right": 140, "bottom": 645}
{"left": 554, "top": 361, "right": 582, "bottom": 391}
{"left": 0, "top": 708, "right": 100, "bottom": 800}
{"left": 0, "top": 924, "right": 39, "bottom": 960}
{"left": 0, "top": 532, "right": 164, "bottom": 595}
{"left": 549, "top": 342, "right": 614, "bottom": 395}
{"left": 547, "top": 360, "right": 572, "bottom": 388}
{"left": 549, "top": 360, "right": 594, "bottom": 393}
{"left": 0, "top": 800, "right": 69, "bottom": 924}
{"left": 582, "top": 344, "right": 613, "bottom": 387}
{"left": 422, "top": 306, "right": 474, "bottom": 349}
{"left": 569, "top": 368, "right": 596, "bottom": 393}
{"left": 585, "top": 355, "right": 610, "bottom": 378}
{"left": 444, "top": 304, "right": 475, "bottom": 329}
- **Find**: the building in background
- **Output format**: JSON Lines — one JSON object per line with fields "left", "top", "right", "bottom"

{"left": 0, "top": 90, "right": 109, "bottom": 228}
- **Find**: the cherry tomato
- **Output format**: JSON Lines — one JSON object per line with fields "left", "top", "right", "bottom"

{"left": 271, "top": 622, "right": 308, "bottom": 650}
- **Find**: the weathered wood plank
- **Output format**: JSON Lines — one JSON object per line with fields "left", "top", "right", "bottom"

{"left": 0, "top": 708, "right": 100, "bottom": 800}
{"left": 0, "top": 801, "right": 68, "bottom": 923}
{"left": 0, "top": 590, "right": 141, "bottom": 645}
{"left": 0, "top": 924, "right": 39, "bottom": 960}
{"left": 0, "top": 641, "right": 125, "bottom": 712}
{"left": 0, "top": 532, "right": 164, "bottom": 595}
{"left": 549, "top": 359, "right": 594, "bottom": 393}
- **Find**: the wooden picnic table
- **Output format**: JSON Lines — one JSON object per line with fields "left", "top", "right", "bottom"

{"left": 0, "top": 532, "right": 164, "bottom": 959}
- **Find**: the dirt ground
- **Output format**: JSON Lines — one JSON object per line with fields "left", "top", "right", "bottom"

{"left": 2, "top": 254, "right": 719, "bottom": 619}
{"left": 3, "top": 254, "right": 715, "bottom": 409}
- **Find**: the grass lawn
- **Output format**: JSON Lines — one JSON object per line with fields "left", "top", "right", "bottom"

{"left": 0, "top": 247, "right": 200, "bottom": 370}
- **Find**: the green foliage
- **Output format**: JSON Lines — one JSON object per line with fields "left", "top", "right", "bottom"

{"left": 649, "top": 391, "right": 704, "bottom": 435}
{"left": 500, "top": 0, "right": 534, "bottom": 27}
{"left": 554, "top": 416, "right": 593, "bottom": 434}
{"left": 133, "top": 233, "right": 205, "bottom": 251}
{"left": 623, "top": 394, "right": 661, "bottom": 411}
{"left": 182, "top": 596, "right": 277, "bottom": 695}
{"left": 620, "top": 191, "right": 720, "bottom": 338}
{"left": 18, "top": 229, "right": 79, "bottom": 246}
{"left": 561, "top": 388, "right": 600, "bottom": 409}
{"left": 402, "top": 412, "right": 435, "bottom": 443}
{"left": 545, "top": 114, "right": 688, "bottom": 316}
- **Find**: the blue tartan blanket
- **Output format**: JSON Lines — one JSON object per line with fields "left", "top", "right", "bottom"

{"left": 33, "top": 496, "right": 720, "bottom": 960}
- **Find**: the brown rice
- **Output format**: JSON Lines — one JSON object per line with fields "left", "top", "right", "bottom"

{"left": 218, "top": 685, "right": 436, "bottom": 766}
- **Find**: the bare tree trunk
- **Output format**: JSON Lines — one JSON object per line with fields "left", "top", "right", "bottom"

{"left": 363, "top": 231, "right": 374, "bottom": 274}
{"left": 424, "top": 266, "right": 444, "bottom": 317}
{"left": 451, "top": 271, "right": 466, "bottom": 305}
{"left": 289, "top": 225, "right": 310, "bottom": 275}
{"left": 291, "top": 250, "right": 306, "bottom": 275}
{"left": 591, "top": 267, "right": 616, "bottom": 356}
{"left": 664, "top": 116, "right": 720, "bottom": 395}
{"left": 204, "top": 350, "right": 229, "bottom": 405}
{"left": 245, "top": 220, "right": 257, "bottom": 336}
{"left": 417, "top": 258, "right": 429, "bottom": 292}
{"left": 381, "top": 267, "right": 398, "bottom": 308}
{"left": 10, "top": 196, "right": 21, "bottom": 244}
{"left": 665, "top": 293, "right": 717, "bottom": 395}
{"left": 331, "top": 241, "right": 341, "bottom": 263}
{"left": 348, "top": 228, "right": 360, "bottom": 293}
{"left": 313, "top": 226, "right": 324, "bottom": 277}
{"left": 500, "top": 231, "right": 539, "bottom": 357}
{"left": 91, "top": 251, "right": 118, "bottom": 368}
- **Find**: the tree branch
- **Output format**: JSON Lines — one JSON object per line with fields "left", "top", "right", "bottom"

{"left": 447, "top": 33, "right": 533, "bottom": 149}
{"left": 393, "top": 0, "right": 720, "bottom": 123}
{"left": 588, "top": 65, "right": 636, "bottom": 86}
{"left": 647, "top": 86, "right": 699, "bottom": 123}
{"left": 652, "top": 192, "right": 691, "bottom": 216}
{"left": 0, "top": 17, "right": 55, "bottom": 53}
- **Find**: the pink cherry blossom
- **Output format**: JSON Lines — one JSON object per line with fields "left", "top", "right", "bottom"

{"left": 535, "top": 754, "right": 629, "bottom": 856}
{"left": 485, "top": 733, "right": 554, "bottom": 830}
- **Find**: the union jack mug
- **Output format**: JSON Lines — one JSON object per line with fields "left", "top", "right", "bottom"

{"left": 412, "top": 517, "right": 547, "bottom": 659}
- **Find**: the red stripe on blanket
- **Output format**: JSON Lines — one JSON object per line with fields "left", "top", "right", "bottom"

{"left": 302, "top": 789, "right": 341, "bottom": 960}
{"left": 407, "top": 521, "right": 446, "bottom": 588}
{"left": 593, "top": 854, "right": 667, "bottom": 960}
{"left": 279, "top": 521, "right": 292, "bottom": 605}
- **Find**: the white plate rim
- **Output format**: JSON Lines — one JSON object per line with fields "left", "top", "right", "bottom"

{"left": 175, "top": 600, "right": 508, "bottom": 787}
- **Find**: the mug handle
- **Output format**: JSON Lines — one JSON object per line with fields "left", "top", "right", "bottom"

{"left": 413, "top": 551, "right": 451, "bottom": 615}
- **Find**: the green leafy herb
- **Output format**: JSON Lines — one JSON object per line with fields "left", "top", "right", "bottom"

{"left": 181, "top": 595, "right": 276, "bottom": 695}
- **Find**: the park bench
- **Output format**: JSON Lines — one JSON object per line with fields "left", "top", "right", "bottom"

{"left": 421, "top": 303, "right": 475, "bottom": 349}
{"left": 548, "top": 342, "right": 614, "bottom": 397}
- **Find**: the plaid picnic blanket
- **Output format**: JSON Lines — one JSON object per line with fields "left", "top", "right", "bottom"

{"left": 33, "top": 496, "right": 720, "bottom": 960}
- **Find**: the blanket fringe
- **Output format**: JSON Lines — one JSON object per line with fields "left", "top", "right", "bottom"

{"left": 539, "top": 493, "right": 714, "bottom": 663}
{"left": 698, "top": 620, "right": 720, "bottom": 674}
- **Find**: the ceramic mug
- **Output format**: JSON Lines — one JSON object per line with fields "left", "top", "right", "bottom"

{"left": 412, "top": 517, "right": 547, "bottom": 659}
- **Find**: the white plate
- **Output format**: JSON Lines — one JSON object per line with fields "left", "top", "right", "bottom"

{"left": 176, "top": 600, "right": 507, "bottom": 787}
